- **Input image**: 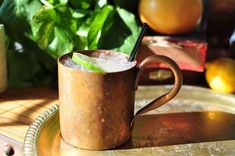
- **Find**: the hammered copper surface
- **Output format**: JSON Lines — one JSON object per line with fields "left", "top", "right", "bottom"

{"left": 58, "top": 51, "right": 136, "bottom": 150}
{"left": 58, "top": 50, "right": 182, "bottom": 150}
{"left": 24, "top": 86, "right": 235, "bottom": 156}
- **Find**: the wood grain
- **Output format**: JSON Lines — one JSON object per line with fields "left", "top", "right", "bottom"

{"left": 0, "top": 87, "right": 58, "bottom": 143}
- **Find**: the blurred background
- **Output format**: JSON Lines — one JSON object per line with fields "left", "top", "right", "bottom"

{"left": 0, "top": 0, "right": 234, "bottom": 94}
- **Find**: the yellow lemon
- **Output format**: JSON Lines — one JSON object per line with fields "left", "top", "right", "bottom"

{"left": 206, "top": 58, "right": 235, "bottom": 93}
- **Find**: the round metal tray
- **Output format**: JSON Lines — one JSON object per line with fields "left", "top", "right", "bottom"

{"left": 24, "top": 85, "right": 235, "bottom": 156}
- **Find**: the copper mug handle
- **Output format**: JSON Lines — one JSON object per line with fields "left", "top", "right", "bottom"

{"left": 131, "top": 55, "right": 183, "bottom": 129}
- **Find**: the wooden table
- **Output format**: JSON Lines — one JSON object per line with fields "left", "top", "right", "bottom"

{"left": 0, "top": 87, "right": 58, "bottom": 155}
{"left": 1, "top": 86, "right": 235, "bottom": 156}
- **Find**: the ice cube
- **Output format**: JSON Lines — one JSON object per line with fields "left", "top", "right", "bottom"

{"left": 62, "top": 57, "right": 91, "bottom": 72}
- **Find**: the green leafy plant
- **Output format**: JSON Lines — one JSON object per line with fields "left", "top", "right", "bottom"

{"left": 0, "top": 0, "right": 140, "bottom": 88}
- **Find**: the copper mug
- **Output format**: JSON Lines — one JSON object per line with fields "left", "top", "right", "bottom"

{"left": 58, "top": 50, "right": 183, "bottom": 150}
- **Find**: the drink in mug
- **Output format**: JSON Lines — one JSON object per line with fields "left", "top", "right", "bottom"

{"left": 62, "top": 51, "right": 135, "bottom": 72}
{"left": 58, "top": 50, "right": 182, "bottom": 150}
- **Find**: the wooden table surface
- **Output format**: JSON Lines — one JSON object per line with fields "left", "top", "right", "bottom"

{"left": 1, "top": 86, "right": 235, "bottom": 156}
{"left": 0, "top": 87, "right": 58, "bottom": 144}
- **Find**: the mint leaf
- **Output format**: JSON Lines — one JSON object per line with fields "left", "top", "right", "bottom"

{"left": 87, "top": 5, "right": 114, "bottom": 49}
{"left": 31, "top": 4, "right": 85, "bottom": 58}
{"left": 97, "top": 8, "right": 131, "bottom": 53}
{"left": 114, "top": 7, "right": 140, "bottom": 54}
{"left": 0, "top": 0, "right": 56, "bottom": 88}
{"left": 47, "top": 0, "right": 68, "bottom": 5}
{"left": 68, "top": 0, "right": 92, "bottom": 9}
{"left": 0, "top": 0, "right": 140, "bottom": 88}
{"left": 0, "top": 0, "right": 42, "bottom": 37}
{"left": 97, "top": 7, "right": 140, "bottom": 55}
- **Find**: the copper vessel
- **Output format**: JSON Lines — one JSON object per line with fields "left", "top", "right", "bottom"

{"left": 58, "top": 50, "right": 182, "bottom": 150}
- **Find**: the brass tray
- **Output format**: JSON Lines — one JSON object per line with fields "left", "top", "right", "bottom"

{"left": 24, "top": 85, "right": 235, "bottom": 156}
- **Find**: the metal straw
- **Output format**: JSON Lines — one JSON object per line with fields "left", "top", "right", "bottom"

{"left": 128, "top": 23, "right": 148, "bottom": 62}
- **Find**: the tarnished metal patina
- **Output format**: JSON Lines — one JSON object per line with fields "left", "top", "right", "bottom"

{"left": 57, "top": 50, "right": 182, "bottom": 150}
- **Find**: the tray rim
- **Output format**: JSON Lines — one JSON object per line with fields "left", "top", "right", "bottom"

{"left": 23, "top": 85, "right": 235, "bottom": 156}
{"left": 24, "top": 104, "right": 59, "bottom": 156}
